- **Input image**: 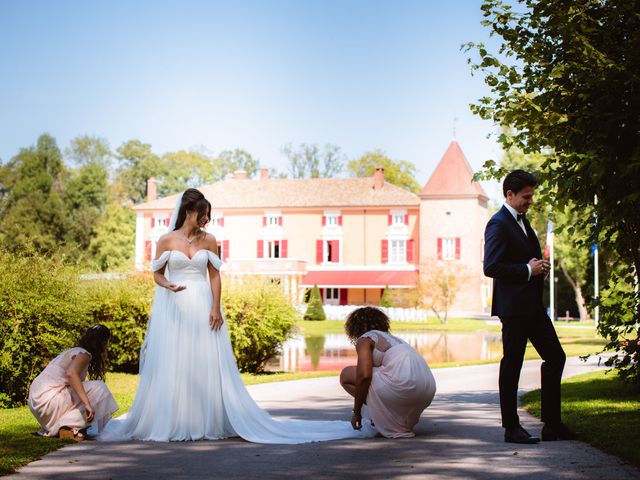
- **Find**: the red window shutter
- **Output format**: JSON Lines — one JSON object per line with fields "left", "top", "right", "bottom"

{"left": 322, "top": 215, "right": 326, "bottom": 226}
{"left": 257, "top": 240, "right": 263, "bottom": 258}
{"left": 316, "top": 239, "right": 323, "bottom": 263}
{"left": 219, "top": 217, "right": 224, "bottom": 227}
{"left": 381, "top": 239, "right": 388, "bottom": 263}
{"left": 278, "top": 216, "right": 283, "bottom": 226}
{"left": 404, "top": 214, "right": 409, "bottom": 225}
{"left": 262, "top": 216, "right": 267, "bottom": 227}
{"left": 388, "top": 214, "right": 392, "bottom": 226}
{"left": 281, "top": 239, "right": 288, "bottom": 258}
{"left": 339, "top": 289, "right": 348, "bottom": 305}
{"left": 331, "top": 240, "right": 339, "bottom": 262}
{"left": 319, "top": 288, "right": 324, "bottom": 301}
{"left": 437, "top": 238, "right": 443, "bottom": 260}
{"left": 223, "top": 240, "right": 229, "bottom": 261}
{"left": 150, "top": 217, "right": 155, "bottom": 228}
{"left": 407, "top": 239, "right": 414, "bottom": 262}
{"left": 338, "top": 215, "right": 342, "bottom": 226}
{"left": 455, "top": 237, "right": 461, "bottom": 259}
{"left": 144, "top": 241, "right": 152, "bottom": 261}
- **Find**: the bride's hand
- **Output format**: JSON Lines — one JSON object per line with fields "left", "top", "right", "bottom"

{"left": 166, "top": 283, "right": 186, "bottom": 292}
{"left": 351, "top": 412, "right": 362, "bottom": 430}
{"left": 210, "top": 308, "right": 223, "bottom": 331}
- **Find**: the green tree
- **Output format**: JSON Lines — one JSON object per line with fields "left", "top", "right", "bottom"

{"left": 159, "top": 149, "right": 215, "bottom": 196}
{"left": 65, "top": 135, "right": 112, "bottom": 169}
{"left": 116, "top": 140, "right": 165, "bottom": 204}
{"left": 89, "top": 199, "right": 136, "bottom": 271}
{"left": 64, "top": 161, "right": 109, "bottom": 252}
{"left": 466, "top": 0, "right": 640, "bottom": 382}
{"left": 379, "top": 285, "right": 394, "bottom": 307}
{"left": 304, "top": 285, "right": 326, "bottom": 321}
{"left": 213, "top": 148, "right": 259, "bottom": 180}
{"left": 282, "top": 143, "right": 344, "bottom": 178}
{"left": 0, "top": 134, "right": 69, "bottom": 253}
{"left": 347, "top": 150, "right": 421, "bottom": 193}
{"left": 419, "top": 261, "right": 468, "bottom": 324}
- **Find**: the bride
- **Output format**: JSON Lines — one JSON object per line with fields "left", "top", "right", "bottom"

{"left": 101, "top": 188, "right": 372, "bottom": 443}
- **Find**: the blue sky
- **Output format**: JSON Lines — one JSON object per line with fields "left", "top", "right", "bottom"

{"left": 0, "top": 1, "right": 503, "bottom": 197}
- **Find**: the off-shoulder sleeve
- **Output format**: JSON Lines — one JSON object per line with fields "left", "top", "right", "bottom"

{"left": 151, "top": 251, "right": 171, "bottom": 272}
{"left": 206, "top": 250, "right": 223, "bottom": 271}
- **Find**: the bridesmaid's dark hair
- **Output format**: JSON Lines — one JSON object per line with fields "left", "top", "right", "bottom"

{"left": 344, "top": 306, "right": 390, "bottom": 344}
{"left": 173, "top": 188, "right": 211, "bottom": 230}
{"left": 78, "top": 325, "right": 110, "bottom": 381}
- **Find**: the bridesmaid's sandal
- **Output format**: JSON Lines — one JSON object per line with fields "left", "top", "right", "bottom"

{"left": 58, "top": 427, "right": 85, "bottom": 442}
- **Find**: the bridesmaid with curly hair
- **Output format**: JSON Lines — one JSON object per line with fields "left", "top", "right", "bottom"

{"left": 340, "top": 306, "right": 436, "bottom": 438}
{"left": 28, "top": 325, "right": 118, "bottom": 441}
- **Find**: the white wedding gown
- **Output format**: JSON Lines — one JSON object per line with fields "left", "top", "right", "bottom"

{"left": 100, "top": 249, "right": 373, "bottom": 443}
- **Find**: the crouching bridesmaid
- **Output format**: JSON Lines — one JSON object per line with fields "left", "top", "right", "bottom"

{"left": 28, "top": 325, "right": 118, "bottom": 441}
{"left": 340, "top": 307, "right": 436, "bottom": 438}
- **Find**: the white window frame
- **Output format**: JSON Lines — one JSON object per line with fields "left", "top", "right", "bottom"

{"left": 326, "top": 215, "right": 339, "bottom": 226}
{"left": 266, "top": 240, "right": 281, "bottom": 259}
{"left": 211, "top": 216, "right": 224, "bottom": 227}
{"left": 389, "top": 239, "right": 407, "bottom": 264}
{"left": 443, "top": 237, "right": 456, "bottom": 261}
{"left": 324, "top": 287, "right": 340, "bottom": 305}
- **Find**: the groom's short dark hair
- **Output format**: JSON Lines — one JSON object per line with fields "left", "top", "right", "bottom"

{"left": 503, "top": 169, "right": 538, "bottom": 197}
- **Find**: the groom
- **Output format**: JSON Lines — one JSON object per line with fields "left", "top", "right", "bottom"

{"left": 483, "top": 169, "right": 575, "bottom": 444}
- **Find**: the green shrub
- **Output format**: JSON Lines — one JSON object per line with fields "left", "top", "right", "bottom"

{"left": 223, "top": 277, "right": 298, "bottom": 373}
{"left": 83, "top": 273, "right": 155, "bottom": 373}
{"left": 304, "top": 285, "right": 326, "bottom": 321}
{"left": 380, "top": 285, "right": 394, "bottom": 307}
{"left": 0, "top": 250, "right": 90, "bottom": 407}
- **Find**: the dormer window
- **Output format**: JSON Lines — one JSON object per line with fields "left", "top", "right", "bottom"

{"left": 263, "top": 213, "right": 282, "bottom": 227}
{"left": 322, "top": 211, "right": 342, "bottom": 227}
{"left": 388, "top": 209, "right": 408, "bottom": 226}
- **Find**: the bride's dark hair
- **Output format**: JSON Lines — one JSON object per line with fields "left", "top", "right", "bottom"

{"left": 173, "top": 188, "right": 211, "bottom": 230}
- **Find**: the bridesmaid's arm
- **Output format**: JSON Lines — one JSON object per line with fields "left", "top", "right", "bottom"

{"left": 352, "top": 337, "right": 374, "bottom": 430}
{"left": 65, "top": 352, "right": 95, "bottom": 423}
{"left": 205, "top": 234, "right": 223, "bottom": 331}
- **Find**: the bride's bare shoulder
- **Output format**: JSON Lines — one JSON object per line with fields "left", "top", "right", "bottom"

{"left": 157, "top": 232, "right": 179, "bottom": 250}
{"left": 202, "top": 232, "right": 218, "bottom": 250}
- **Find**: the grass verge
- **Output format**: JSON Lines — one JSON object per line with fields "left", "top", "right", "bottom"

{"left": 521, "top": 370, "right": 640, "bottom": 467}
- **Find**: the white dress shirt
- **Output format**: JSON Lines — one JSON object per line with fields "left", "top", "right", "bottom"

{"left": 504, "top": 203, "right": 532, "bottom": 280}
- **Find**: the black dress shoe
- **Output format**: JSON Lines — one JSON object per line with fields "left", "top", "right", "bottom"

{"left": 541, "top": 422, "right": 577, "bottom": 441}
{"left": 504, "top": 425, "right": 540, "bottom": 444}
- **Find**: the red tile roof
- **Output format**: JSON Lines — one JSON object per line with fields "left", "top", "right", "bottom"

{"left": 419, "top": 140, "right": 488, "bottom": 200}
{"left": 133, "top": 177, "right": 420, "bottom": 211}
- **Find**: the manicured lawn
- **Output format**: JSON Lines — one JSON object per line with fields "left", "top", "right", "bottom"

{"left": 521, "top": 370, "right": 640, "bottom": 467}
{"left": 297, "top": 317, "right": 501, "bottom": 336}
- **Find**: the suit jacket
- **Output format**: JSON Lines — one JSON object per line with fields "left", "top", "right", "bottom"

{"left": 483, "top": 205, "right": 544, "bottom": 317}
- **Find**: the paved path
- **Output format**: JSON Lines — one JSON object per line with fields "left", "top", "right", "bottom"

{"left": 9, "top": 357, "right": 640, "bottom": 479}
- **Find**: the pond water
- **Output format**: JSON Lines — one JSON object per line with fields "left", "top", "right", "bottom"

{"left": 265, "top": 331, "right": 503, "bottom": 373}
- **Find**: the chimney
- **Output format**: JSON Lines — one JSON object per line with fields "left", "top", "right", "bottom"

{"left": 147, "top": 177, "right": 157, "bottom": 202}
{"left": 373, "top": 167, "right": 385, "bottom": 190}
{"left": 260, "top": 167, "right": 269, "bottom": 180}
{"left": 233, "top": 169, "right": 247, "bottom": 180}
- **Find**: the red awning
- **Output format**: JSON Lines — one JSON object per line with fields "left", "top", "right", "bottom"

{"left": 300, "top": 270, "right": 418, "bottom": 288}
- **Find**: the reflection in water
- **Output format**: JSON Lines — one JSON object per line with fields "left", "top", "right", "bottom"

{"left": 266, "top": 332, "right": 503, "bottom": 372}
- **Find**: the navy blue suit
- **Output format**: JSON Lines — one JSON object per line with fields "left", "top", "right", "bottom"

{"left": 484, "top": 206, "right": 565, "bottom": 428}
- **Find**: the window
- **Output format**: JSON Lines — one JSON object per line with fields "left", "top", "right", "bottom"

{"left": 390, "top": 239, "right": 406, "bottom": 263}
{"left": 326, "top": 215, "right": 339, "bottom": 226}
{"left": 267, "top": 216, "right": 280, "bottom": 226}
{"left": 392, "top": 214, "right": 405, "bottom": 225}
{"left": 325, "top": 287, "right": 340, "bottom": 305}
{"left": 325, "top": 240, "right": 340, "bottom": 263}
{"left": 211, "top": 217, "right": 224, "bottom": 227}
{"left": 267, "top": 240, "right": 280, "bottom": 259}
{"left": 439, "top": 237, "right": 461, "bottom": 260}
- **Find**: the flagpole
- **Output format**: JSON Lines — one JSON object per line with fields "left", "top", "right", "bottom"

{"left": 549, "top": 222, "right": 555, "bottom": 322}
{"left": 594, "top": 195, "right": 599, "bottom": 329}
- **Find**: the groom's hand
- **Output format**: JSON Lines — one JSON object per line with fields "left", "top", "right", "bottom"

{"left": 210, "top": 308, "right": 223, "bottom": 331}
{"left": 528, "top": 258, "right": 549, "bottom": 276}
